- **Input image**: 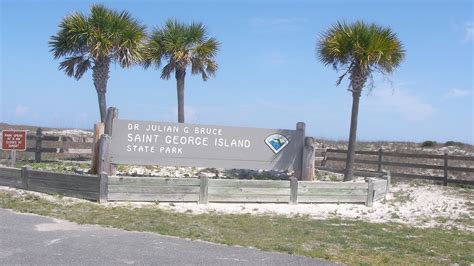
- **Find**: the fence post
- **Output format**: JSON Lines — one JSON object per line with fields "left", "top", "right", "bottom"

{"left": 21, "top": 166, "right": 31, "bottom": 190}
{"left": 104, "top": 107, "right": 118, "bottom": 135}
{"left": 91, "top": 123, "right": 105, "bottom": 174}
{"left": 294, "top": 122, "right": 306, "bottom": 180}
{"left": 320, "top": 147, "right": 327, "bottom": 167}
{"left": 8, "top": 150, "right": 16, "bottom": 167}
{"left": 377, "top": 148, "right": 383, "bottom": 172}
{"left": 199, "top": 176, "right": 209, "bottom": 204}
{"left": 384, "top": 171, "right": 391, "bottom": 199}
{"left": 105, "top": 107, "right": 118, "bottom": 176}
{"left": 97, "top": 135, "right": 111, "bottom": 175}
{"left": 99, "top": 172, "right": 108, "bottom": 204}
{"left": 35, "top": 128, "right": 43, "bottom": 163}
{"left": 443, "top": 152, "right": 448, "bottom": 186}
{"left": 302, "top": 137, "right": 316, "bottom": 181}
{"left": 366, "top": 178, "right": 374, "bottom": 207}
{"left": 290, "top": 177, "right": 298, "bottom": 204}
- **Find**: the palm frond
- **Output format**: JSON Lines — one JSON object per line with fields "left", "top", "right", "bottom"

{"left": 205, "top": 59, "right": 218, "bottom": 77}
{"left": 145, "top": 19, "right": 220, "bottom": 82}
{"left": 142, "top": 31, "right": 164, "bottom": 69}
{"left": 74, "top": 58, "right": 92, "bottom": 79}
{"left": 316, "top": 20, "right": 405, "bottom": 89}
{"left": 50, "top": 4, "right": 146, "bottom": 79}
{"left": 161, "top": 62, "right": 175, "bottom": 80}
{"left": 49, "top": 12, "right": 90, "bottom": 59}
{"left": 58, "top": 55, "right": 91, "bottom": 80}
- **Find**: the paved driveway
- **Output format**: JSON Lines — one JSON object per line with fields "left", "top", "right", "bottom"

{"left": 0, "top": 208, "right": 337, "bottom": 265}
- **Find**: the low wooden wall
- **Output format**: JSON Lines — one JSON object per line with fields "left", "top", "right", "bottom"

{"left": 0, "top": 166, "right": 101, "bottom": 201}
{"left": 106, "top": 174, "right": 390, "bottom": 205}
{"left": 0, "top": 167, "right": 390, "bottom": 205}
{"left": 0, "top": 167, "right": 22, "bottom": 188}
{"left": 108, "top": 176, "right": 200, "bottom": 202}
{"left": 373, "top": 179, "right": 388, "bottom": 201}
{"left": 298, "top": 181, "right": 368, "bottom": 203}
{"left": 208, "top": 179, "right": 291, "bottom": 203}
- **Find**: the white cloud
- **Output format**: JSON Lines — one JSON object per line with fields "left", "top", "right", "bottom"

{"left": 15, "top": 104, "right": 29, "bottom": 116}
{"left": 444, "top": 88, "right": 472, "bottom": 98}
{"left": 465, "top": 21, "right": 473, "bottom": 42}
{"left": 365, "top": 88, "right": 435, "bottom": 121}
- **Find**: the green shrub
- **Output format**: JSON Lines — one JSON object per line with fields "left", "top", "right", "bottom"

{"left": 444, "top": 141, "right": 464, "bottom": 147}
{"left": 421, "top": 140, "right": 437, "bottom": 147}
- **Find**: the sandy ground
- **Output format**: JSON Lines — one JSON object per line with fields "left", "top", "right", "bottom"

{"left": 2, "top": 180, "right": 472, "bottom": 232}
{"left": 153, "top": 181, "right": 473, "bottom": 232}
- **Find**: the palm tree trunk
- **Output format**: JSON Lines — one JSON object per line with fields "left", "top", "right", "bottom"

{"left": 92, "top": 58, "right": 110, "bottom": 122}
{"left": 344, "top": 89, "right": 361, "bottom": 181}
{"left": 97, "top": 92, "right": 107, "bottom": 122}
{"left": 176, "top": 68, "right": 186, "bottom": 123}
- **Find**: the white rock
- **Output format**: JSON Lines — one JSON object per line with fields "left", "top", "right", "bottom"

{"left": 198, "top": 172, "right": 215, "bottom": 178}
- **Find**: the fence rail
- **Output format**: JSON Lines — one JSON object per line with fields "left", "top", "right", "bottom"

{"left": 326, "top": 148, "right": 474, "bottom": 161}
{"left": 319, "top": 148, "right": 474, "bottom": 185}
{"left": 3, "top": 128, "right": 94, "bottom": 163}
{"left": 0, "top": 166, "right": 101, "bottom": 201}
{"left": 27, "top": 134, "right": 93, "bottom": 143}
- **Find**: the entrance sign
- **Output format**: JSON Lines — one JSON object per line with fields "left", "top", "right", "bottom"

{"left": 2, "top": 130, "right": 27, "bottom": 151}
{"left": 109, "top": 119, "right": 304, "bottom": 171}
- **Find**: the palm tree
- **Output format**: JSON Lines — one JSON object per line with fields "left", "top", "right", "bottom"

{"left": 49, "top": 4, "right": 146, "bottom": 122}
{"left": 317, "top": 21, "right": 405, "bottom": 181}
{"left": 143, "top": 19, "right": 220, "bottom": 123}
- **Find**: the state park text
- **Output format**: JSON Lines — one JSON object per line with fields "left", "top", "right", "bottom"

{"left": 126, "top": 123, "right": 251, "bottom": 154}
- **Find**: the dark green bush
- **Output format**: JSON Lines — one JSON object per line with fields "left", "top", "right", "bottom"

{"left": 421, "top": 140, "right": 437, "bottom": 147}
{"left": 444, "top": 141, "right": 464, "bottom": 147}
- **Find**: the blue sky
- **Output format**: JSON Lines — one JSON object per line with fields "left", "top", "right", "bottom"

{"left": 1, "top": 0, "right": 473, "bottom": 143}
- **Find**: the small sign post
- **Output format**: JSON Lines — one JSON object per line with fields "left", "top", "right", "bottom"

{"left": 2, "top": 130, "right": 27, "bottom": 167}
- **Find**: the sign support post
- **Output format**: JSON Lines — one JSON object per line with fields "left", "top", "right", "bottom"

{"left": 105, "top": 107, "right": 118, "bottom": 176}
{"left": 8, "top": 150, "right": 16, "bottom": 167}
{"left": 98, "top": 134, "right": 111, "bottom": 175}
{"left": 91, "top": 123, "right": 105, "bottom": 174}
{"left": 302, "top": 137, "right": 316, "bottom": 181}
{"left": 294, "top": 122, "right": 306, "bottom": 180}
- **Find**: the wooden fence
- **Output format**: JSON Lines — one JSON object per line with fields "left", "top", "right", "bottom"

{"left": 0, "top": 166, "right": 389, "bottom": 205}
{"left": 0, "top": 166, "right": 104, "bottom": 201}
{"left": 108, "top": 177, "right": 201, "bottom": 202}
{"left": 107, "top": 173, "right": 390, "bottom": 206}
{"left": 319, "top": 148, "right": 474, "bottom": 185}
{"left": 16, "top": 128, "right": 93, "bottom": 162}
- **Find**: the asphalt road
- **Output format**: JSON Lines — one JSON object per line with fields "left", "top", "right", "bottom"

{"left": 0, "top": 208, "right": 337, "bottom": 265}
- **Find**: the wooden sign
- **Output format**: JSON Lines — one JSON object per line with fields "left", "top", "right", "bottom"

{"left": 1, "top": 130, "right": 27, "bottom": 151}
{"left": 109, "top": 119, "right": 305, "bottom": 171}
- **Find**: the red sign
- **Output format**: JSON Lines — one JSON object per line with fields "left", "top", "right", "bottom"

{"left": 2, "top": 130, "right": 27, "bottom": 151}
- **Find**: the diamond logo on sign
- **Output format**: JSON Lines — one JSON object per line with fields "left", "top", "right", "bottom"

{"left": 265, "top": 134, "right": 289, "bottom": 154}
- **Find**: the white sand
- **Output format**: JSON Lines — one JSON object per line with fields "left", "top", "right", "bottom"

{"left": 139, "top": 181, "right": 473, "bottom": 231}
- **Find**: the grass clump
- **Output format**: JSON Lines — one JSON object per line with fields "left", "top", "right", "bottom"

{"left": 14, "top": 161, "right": 90, "bottom": 173}
{"left": 421, "top": 140, "right": 437, "bottom": 148}
{"left": 1, "top": 190, "right": 473, "bottom": 265}
{"left": 391, "top": 190, "right": 414, "bottom": 204}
